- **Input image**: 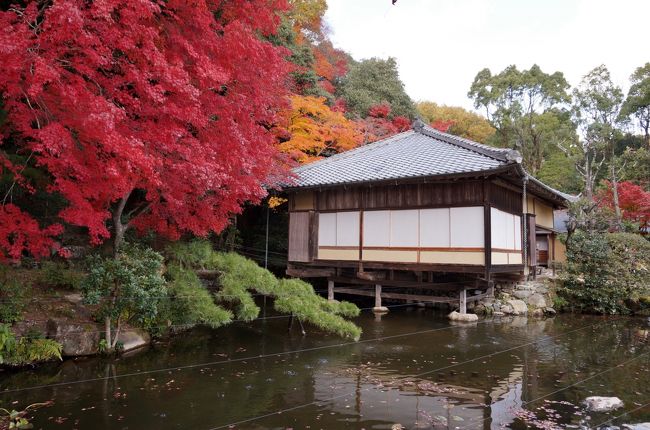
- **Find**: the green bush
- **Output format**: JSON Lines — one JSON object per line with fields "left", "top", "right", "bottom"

{"left": 559, "top": 231, "right": 650, "bottom": 314}
{"left": 81, "top": 244, "right": 168, "bottom": 350}
{"left": 0, "top": 266, "right": 27, "bottom": 324}
{"left": 0, "top": 324, "right": 62, "bottom": 366}
{"left": 39, "top": 261, "right": 83, "bottom": 290}
{"left": 82, "top": 244, "right": 167, "bottom": 330}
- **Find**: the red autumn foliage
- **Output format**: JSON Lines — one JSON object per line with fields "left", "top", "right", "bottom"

{"left": 392, "top": 116, "right": 411, "bottom": 132}
{"left": 357, "top": 103, "right": 411, "bottom": 143}
{"left": 0, "top": 0, "right": 292, "bottom": 258}
{"left": 313, "top": 41, "right": 348, "bottom": 83}
{"left": 0, "top": 205, "right": 64, "bottom": 260}
{"left": 332, "top": 98, "right": 348, "bottom": 113}
{"left": 319, "top": 80, "right": 336, "bottom": 96}
{"left": 596, "top": 181, "right": 650, "bottom": 231}
{"left": 431, "top": 119, "right": 456, "bottom": 133}
{"left": 368, "top": 103, "right": 392, "bottom": 119}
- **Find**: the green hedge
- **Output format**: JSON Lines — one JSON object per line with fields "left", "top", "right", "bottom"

{"left": 559, "top": 232, "right": 650, "bottom": 314}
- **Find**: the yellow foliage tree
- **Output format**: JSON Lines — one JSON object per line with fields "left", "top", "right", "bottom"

{"left": 288, "top": 0, "right": 327, "bottom": 34}
{"left": 416, "top": 101, "right": 496, "bottom": 143}
{"left": 280, "top": 95, "right": 363, "bottom": 163}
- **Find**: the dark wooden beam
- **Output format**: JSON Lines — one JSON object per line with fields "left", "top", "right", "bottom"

{"left": 333, "top": 287, "right": 489, "bottom": 304}
{"left": 328, "top": 276, "right": 477, "bottom": 290}
{"left": 286, "top": 267, "right": 335, "bottom": 278}
{"left": 356, "top": 271, "right": 387, "bottom": 281}
{"left": 308, "top": 210, "right": 318, "bottom": 262}
{"left": 490, "top": 264, "right": 525, "bottom": 273}
{"left": 305, "top": 259, "right": 489, "bottom": 274}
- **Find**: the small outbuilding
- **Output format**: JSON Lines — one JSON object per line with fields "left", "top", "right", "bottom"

{"left": 283, "top": 121, "right": 569, "bottom": 311}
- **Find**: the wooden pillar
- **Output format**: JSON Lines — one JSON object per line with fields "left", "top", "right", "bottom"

{"left": 373, "top": 284, "right": 388, "bottom": 313}
{"left": 375, "top": 284, "right": 381, "bottom": 308}
{"left": 483, "top": 183, "right": 492, "bottom": 280}
{"left": 487, "top": 282, "right": 495, "bottom": 298}
{"left": 327, "top": 280, "right": 334, "bottom": 301}
{"left": 551, "top": 233, "right": 556, "bottom": 277}
{"left": 459, "top": 288, "right": 467, "bottom": 314}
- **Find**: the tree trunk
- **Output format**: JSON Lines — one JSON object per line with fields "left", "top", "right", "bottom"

{"left": 112, "top": 192, "right": 130, "bottom": 257}
{"left": 610, "top": 144, "right": 623, "bottom": 230}
{"left": 584, "top": 158, "right": 593, "bottom": 201}
{"left": 104, "top": 316, "right": 112, "bottom": 351}
{"left": 610, "top": 163, "right": 623, "bottom": 230}
{"left": 111, "top": 317, "right": 121, "bottom": 349}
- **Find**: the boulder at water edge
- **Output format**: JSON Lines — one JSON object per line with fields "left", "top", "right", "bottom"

{"left": 116, "top": 329, "right": 150, "bottom": 352}
{"left": 584, "top": 396, "right": 624, "bottom": 412}
{"left": 527, "top": 293, "right": 547, "bottom": 308}
{"left": 47, "top": 318, "right": 101, "bottom": 356}
{"left": 506, "top": 299, "right": 528, "bottom": 315}
{"left": 448, "top": 311, "right": 478, "bottom": 322}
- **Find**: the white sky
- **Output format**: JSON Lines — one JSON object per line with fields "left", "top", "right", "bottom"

{"left": 324, "top": 0, "right": 650, "bottom": 112}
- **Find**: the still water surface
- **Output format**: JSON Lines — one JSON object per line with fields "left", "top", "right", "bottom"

{"left": 1, "top": 308, "right": 649, "bottom": 429}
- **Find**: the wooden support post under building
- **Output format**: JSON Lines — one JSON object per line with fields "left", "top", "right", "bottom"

{"left": 459, "top": 288, "right": 467, "bottom": 314}
{"left": 487, "top": 282, "right": 495, "bottom": 298}
{"left": 373, "top": 284, "right": 388, "bottom": 313}
{"left": 327, "top": 280, "right": 334, "bottom": 301}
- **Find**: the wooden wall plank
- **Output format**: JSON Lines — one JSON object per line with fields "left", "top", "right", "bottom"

{"left": 288, "top": 212, "right": 312, "bottom": 262}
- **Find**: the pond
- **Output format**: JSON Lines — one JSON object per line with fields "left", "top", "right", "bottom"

{"left": 1, "top": 307, "right": 649, "bottom": 429}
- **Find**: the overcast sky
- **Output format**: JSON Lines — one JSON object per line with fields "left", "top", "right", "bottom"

{"left": 324, "top": 0, "right": 650, "bottom": 112}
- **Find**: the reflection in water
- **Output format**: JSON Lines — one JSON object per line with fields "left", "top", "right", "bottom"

{"left": 1, "top": 308, "right": 649, "bottom": 430}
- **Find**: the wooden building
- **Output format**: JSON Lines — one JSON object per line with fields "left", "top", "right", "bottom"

{"left": 283, "top": 121, "right": 570, "bottom": 312}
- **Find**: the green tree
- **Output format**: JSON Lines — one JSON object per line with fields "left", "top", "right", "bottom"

{"left": 621, "top": 62, "right": 650, "bottom": 147}
{"left": 82, "top": 244, "right": 167, "bottom": 351}
{"left": 339, "top": 57, "right": 416, "bottom": 119}
{"left": 536, "top": 150, "right": 582, "bottom": 194}
{"left": 468, "top": 64, "right": 573, "bottom": 174}
{"left": 267, "top": 18, "right": 329, "bottom": 99}
{"left": 619, "top": 146, "right": 650, "bottom": 188}
{"left": 573, "top": 65, "right": 625, "bottom": 224}
{"left": 415, "top": 101, "right": 495, "bottom": 143}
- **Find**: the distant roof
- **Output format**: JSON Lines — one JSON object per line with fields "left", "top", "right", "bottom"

{"left": 286, "top": 120, "right": 570, "bottom": 206}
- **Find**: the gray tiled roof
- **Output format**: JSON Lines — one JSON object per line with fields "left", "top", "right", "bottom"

{"left": 289, "top": 122, "right": 518, "bottom": 188}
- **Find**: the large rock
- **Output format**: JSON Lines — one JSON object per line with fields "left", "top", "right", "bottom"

{"left": 513, "top": 290, "right": 532, "bottom": 300}
{"left": 116, "top": 329, "right": 150, "bottom": 352}
{"left": 543, "top": 307, "right": 557, "bottom": 316}
{"left": 528, "top": 293, "right": 547, "bottom": 309}
{"left": 47, "top": 319, "right": 101, "bottom": 357}
{"left": 535, "top": 285, "right": 549, "bottom": 294}
{"left": 500, "top": 304, "right": 515, "bottom": 314}
{"left": 584, "top": 396, "right": 624, "bottom": 412}
{"left": 506, "top": 299, "right": 528, "bottom": 315}
{"left": 448, "top": 311, "right": 478, "bottom": 322}
{"left": 531, "top": 308, "right": 544, "bottom": 317}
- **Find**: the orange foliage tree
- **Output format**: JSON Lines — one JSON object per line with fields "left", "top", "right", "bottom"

{"left": 280, "top": 95, "right": 363, "bottom": 163}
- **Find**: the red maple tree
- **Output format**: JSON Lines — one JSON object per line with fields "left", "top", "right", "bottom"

{"left": 430, "top": 119, "right": 456, "bottom": 133}
{"left": 357, "top": 103, "right": 411, "bottom": 143}
{"left": 597, "top": 181, "right": 650, "bottom": 232}
{"left": 0, "top": 0, "right": 292, "bottom": 259}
